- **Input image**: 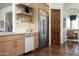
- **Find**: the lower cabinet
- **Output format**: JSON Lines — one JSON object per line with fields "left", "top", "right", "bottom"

{"left": 0, "top": 43, "right": 3, "bottom": 56}
{"left": 34, "top": 33, "right": 39, "bottom": 49}
{"left": 15, "top": 39, "right": 24, "bottom": 55}
{"left": 2, "top": 41, "right": 14, "bottom": 56}
{"left": 0, "top": 34, "right": 25, "bottom": 56}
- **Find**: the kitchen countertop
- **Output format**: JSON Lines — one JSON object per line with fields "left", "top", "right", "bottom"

{"left": 0, "top": 32, "right": 25, "bottom": 36}
{"left": 0, "top": 32, "right": 37, "bottom": 36}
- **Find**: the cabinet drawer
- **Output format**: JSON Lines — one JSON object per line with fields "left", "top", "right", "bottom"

{"left": 15, "top": 34, "right": 25, "bottom": 39}
{"left": 2, "top": 36, "right": 15, "bottom": 42}
{"left": 0, "top": 34, "right": 25, "bottom": 42}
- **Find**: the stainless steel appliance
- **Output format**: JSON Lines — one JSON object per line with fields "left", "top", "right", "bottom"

{"left": 38, "top": 10, "right": 49, "bottom": 48}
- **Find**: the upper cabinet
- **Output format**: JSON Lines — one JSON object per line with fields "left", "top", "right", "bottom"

{"left": 16, "top": 3, "right": 34, "bottom": 23}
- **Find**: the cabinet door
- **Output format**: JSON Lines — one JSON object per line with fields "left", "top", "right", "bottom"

{"left": 15, "top": 39, "right": 24, "bottom": 55}
{"left": 2, "top": 41, "right": 14, "bottom": 56}
{"left": 34, "top": 33, "right": 39, "bottom": 49}
{"left": 0, "top": 43, "right": 3, "bottom": 56}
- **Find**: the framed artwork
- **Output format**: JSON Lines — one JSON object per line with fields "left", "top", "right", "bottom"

{"left": 63, "top": 18, "right": 66, "bottom": 28}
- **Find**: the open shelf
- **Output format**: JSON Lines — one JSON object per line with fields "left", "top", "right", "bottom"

{"left": 16, "top": 3, "right": 33, "bottom": 9}
{"left": 16, "top": 3, "right": 34, "bottom": 23}
{"left": 16, "top": 12, "right": 33, "bottom": 16}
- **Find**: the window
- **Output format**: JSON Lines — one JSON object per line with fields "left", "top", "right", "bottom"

{"left": 72, "top": 18, "right": 78, "bottom": 29}
{"left": 66, "top": 18, "right": 79, "bottom": 29}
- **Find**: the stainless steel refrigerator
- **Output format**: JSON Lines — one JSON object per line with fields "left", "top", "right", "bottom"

{"left": 38, "top": 10, "right": 49, "bottom": 48}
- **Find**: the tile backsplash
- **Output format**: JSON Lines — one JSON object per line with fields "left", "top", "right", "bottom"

{"left": 15, "top": 22, "right": 36, "bottom": 33}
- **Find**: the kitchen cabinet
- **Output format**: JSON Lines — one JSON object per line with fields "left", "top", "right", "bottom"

{"left": 34, "top": 32, "right": 39, "bottom": 49}
{"left": 15, "top": 39, "right": 24, "bottom": 55}
{"left": 0, "top": 34, "right": 25, "bottom": 56}
{"left": 2, "top": 41, "right": 14, "bottom": 56}
{"left": 0, "top": 43, "right": 3, "bottom": 56}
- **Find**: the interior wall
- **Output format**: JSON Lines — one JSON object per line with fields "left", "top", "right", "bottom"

{"left": 63, "top": 3, "right": 79, "bottom": 42}
{"left": 64, "top": 3, "right": 79, "bottom": 18}
{"left": 48, "top": 3, "right": 64, "bottom": 44}
{"left": 64, "top": 3, "right": 79, "bottom": 10}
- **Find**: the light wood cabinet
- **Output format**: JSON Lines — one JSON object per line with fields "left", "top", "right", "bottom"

{"left": 2, "top": 41, "right": 14, "bottom": 56}
{"left": 0, "top": 34, "right": 25, "bottom": 56}
{"left": 15, "top": 39, "right": 24, "bottom": 55}
{"left": 34, "top": 32, "right": 39, "bottom": 49}
{"left": 0, "top": 43, "right": 3, "bottom": 56}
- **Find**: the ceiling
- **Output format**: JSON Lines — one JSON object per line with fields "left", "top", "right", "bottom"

{"left": 0, "top": 3, "right": 12, "bottom": 9}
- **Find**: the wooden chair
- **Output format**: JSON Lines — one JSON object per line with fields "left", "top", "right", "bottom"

{"left": 67, "top": 30, "right": 78, "bottom": 42}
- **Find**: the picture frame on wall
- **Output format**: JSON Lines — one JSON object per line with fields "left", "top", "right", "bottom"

{"left": 63, "top": 18, "right": 66, "bottom": 28}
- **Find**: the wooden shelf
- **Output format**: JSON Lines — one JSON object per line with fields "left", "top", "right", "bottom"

{"left": 16, "top": 3, "right": 34, "bottom": 23}
{"left": 16, "top": 12, "right": 33, "bottom": 16}
{"left": 16, "top": 3, "right": 33, "bottom": 9}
